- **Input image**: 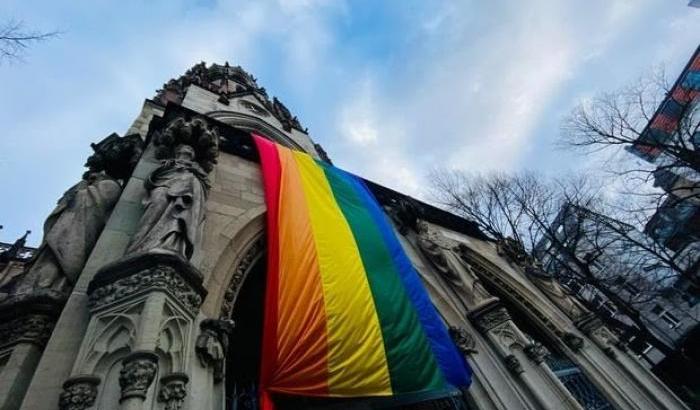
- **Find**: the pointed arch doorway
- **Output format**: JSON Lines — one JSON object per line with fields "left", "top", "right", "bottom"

{"left": 219, "top": 234, "right": 469, "bottom": 410}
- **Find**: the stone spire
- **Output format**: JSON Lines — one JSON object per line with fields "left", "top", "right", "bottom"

{"left": 154, "top": 61, "right": 308, "bottom": 134}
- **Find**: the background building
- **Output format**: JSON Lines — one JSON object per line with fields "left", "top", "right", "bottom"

{"left": 0, "top": 63, "right": 691, "bottom": 410}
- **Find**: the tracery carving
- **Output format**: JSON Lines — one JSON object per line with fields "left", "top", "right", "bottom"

{"left": 195, "top": 319, "right": 235, "bottom": 383}
{"left": 58, "top": 375, "right": 100, "bottom": 410}
{"left": 119, "top": 351, "right": 158, "bottom": 402}
{"left": 448, "top": 326, "right": 477, "bottom": 355}
{"left": 127, "top": 117, "right": 218, "bottom": 260}
{"left": 158, "top": 373, "right": 189, "bottom": 410}
{"left": 88, "top": 260, "right": 204, "bottom": 316}
{"left": 219, "top": 236, "right": 265, "bottom": 320}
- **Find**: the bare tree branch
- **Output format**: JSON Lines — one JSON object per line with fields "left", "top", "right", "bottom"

{"left": 0, "top": 19, "right": 60, "bottom": 63}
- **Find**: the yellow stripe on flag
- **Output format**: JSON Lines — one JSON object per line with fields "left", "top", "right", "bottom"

{"left": 293, "top": 151, "right": 392, "bottom": 396}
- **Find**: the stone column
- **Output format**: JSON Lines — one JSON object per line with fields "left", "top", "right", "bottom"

{"left": 0, "top": 294, "right": 61, "bottom": 410}
{"left": 469, "top": 301, "right": 582, "bottom": 410}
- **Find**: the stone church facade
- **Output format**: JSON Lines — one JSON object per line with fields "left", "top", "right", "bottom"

{"left": 0, "top": 63, "right": 689, "bottom": 410}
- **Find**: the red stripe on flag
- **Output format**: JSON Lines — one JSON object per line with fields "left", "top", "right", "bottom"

{"left": 253, "top": 134, "right": 282, "bottom": 410}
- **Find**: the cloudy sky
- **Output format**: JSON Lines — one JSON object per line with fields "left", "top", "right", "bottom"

{"left": 1, "top": 0, "right": 699, "bottom": 245}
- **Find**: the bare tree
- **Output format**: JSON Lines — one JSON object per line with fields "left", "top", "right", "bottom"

{"left": 430, "top": 170, "right": 698, "bottom": 357}
{"left": 561, "top": 63, "right": 700, "bottom": 215}
{"left": 0, "top": 19, "right": 59, "bottom": 63}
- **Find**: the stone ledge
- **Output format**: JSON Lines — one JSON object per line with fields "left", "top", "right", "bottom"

{"left": 87, "top": 252, "right": 207, "bottom": 316}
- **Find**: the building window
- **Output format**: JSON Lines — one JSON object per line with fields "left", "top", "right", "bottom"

{"left": 660, "top": 311, "right": 681, "bottom": 329}
{"left": 652, "top": 304, "right": 682, "bottom": 329}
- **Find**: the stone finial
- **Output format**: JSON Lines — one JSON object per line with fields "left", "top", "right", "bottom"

{"left": 58, "top": 375, "right": 100, "bottom": 410}
{"left": 0, "top": 230, "right": 30, "bottom": 263}
{"left": 119, "top": 351, "right": 159, "bottom": 402}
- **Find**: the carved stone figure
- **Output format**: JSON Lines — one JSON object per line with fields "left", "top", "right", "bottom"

{"left": 504, "top": 354, "right": 524, "bottom": 374}
{"left": 387, "top": 198, "right": 422, "bottom": 235}
{"left": 449, "top": 326, "right": 478, "bottom": 355}
{"left": 126, "top": 117, "right": 218, "bottom": 260}
{"left": 196, "top": 319, "right": 235, "bottom": 383}
{"left": 126, "top": 145, "right": 209, "bottom": 259}
{"left": 562, "top": 332, "right": 585, "bottom": 353}
{"left": 119, "top": 352, "right": 158, "bottom": 402}
{"left": 158, "top": 373, "right": 189, "bottom": 410}
{"left": 1, "top": 134, "right": 142, "bottom": 298}
{"left": 13, "top": 173, "right": 121, "bottom": 294}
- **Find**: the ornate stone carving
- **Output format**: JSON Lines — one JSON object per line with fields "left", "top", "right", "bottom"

{"left": 459, "top": 247, "right": 566, "bottom": 338}
{"left": 504, "top": 354, "right": 524, "bottom": 374}
{"left": 496, "top": 237, "right": 532, "bottom": 268}
{"left": 127, "top": 117, "right": 218, "bottom": 260}
{"left": 314, "top": 143, "right": 332, "bottom": 164}
{"left": 88, "top": 253, "right": 206, "bottom": 316}
{"left": 562, "top": 332, "right": 585, "bottom": 353}
{"left": 269, "top": 97, "right": 305, "bottom": 132}
{"left": 158, "top": 373, "right": 189, "bottom": 410}
{"left": 0, "top": 230, "right": 30, "bottom": 264}
{"left": 1, "top": 134, "right": 142, "bottom": 298}
{"left": 58, "top": 375, "right": 100, "bottom": 410}
{"left": 386, "top": 197, "right": 422, "bottom": 235}
{"left": 119, "top": 351, "right": 158, "bottom": 402}
{"left": 469, "top": 302, "right": 511, "bottom": 333}
{"left": 155, "top": 62, "right": 308, "bottom": 133}
{"left": 417, "top": 232, "right": 495, "bottom": 311}
{"left": 196, "top": 319, "right": 235, "bottom": 383}
{"left": 0, "top": 313, "right": 54, "bottom": 348}
{"left": 448, "top": 326, "right": 477, "bottom": 355}
{"left": 524, "top": 342, "right": 549, "bottom": 364}
{"left": 526, "top": 266, "right": 588, "bottom": 321}
{"left": 219, "top": 236, "right": 264, "bottom": 320}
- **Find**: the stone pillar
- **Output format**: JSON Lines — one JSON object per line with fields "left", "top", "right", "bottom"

{"left": 469, "top": 301, "right": 582, "bottom": 410}
{"left": 58, "top": 375, "right": 100, "bottom": 410}
{"left": 0, "top": 294, "right": 61, "bottom": 410}
{"left": 56, "top": 253, "right": 206, "bottom": 410}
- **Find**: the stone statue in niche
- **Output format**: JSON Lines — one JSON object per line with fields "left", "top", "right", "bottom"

{"left": 195, "top": 319, "right": 235, "bottom": 383}
{"left": 2, "top": 134, "right": 143, "bottom": 297}
{"left": 416, "top": 227, "right": 495, "bottom": 311}
{"left": 126, "top": 117, "right": 218, "bottom": 260}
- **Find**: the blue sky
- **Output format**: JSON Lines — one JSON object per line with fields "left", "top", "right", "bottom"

{"left": 1, "top": 0, "right": 699, "bottom": 246}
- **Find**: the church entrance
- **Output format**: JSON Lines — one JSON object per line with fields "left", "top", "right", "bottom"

{"left": 222, "top": 247, "right": 468, "bottom": 410}
{"left": 225, "top": 253, "right": 266, "bottom": 410}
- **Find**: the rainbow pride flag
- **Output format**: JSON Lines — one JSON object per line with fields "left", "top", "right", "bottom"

{"left": 254, "top": 135, "right": 471, "bottom": 409}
